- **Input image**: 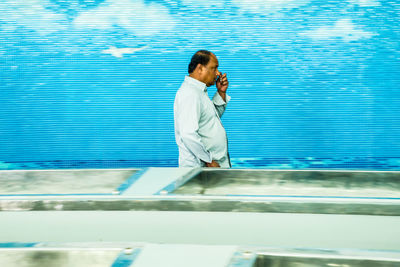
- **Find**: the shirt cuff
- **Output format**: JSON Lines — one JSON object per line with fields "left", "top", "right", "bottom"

{"left": 213, "top": 92, "right": 231, "bottom": 105}
{"left": 207, "top": 151, "right": 213, "bottom": 163}
{"left": 201, "top": 151, "right": 213, "bottom": 164}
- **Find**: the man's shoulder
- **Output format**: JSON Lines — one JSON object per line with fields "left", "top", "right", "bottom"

{"left": 177, "top": 80, "right": 200, "bottom": 96}
{"left": 175, "top": 84, "right": 201, "bottom": 106}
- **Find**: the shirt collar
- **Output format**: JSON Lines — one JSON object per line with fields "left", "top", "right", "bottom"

{"left": 184, "top": 75, "right": 207, "bottom": 92}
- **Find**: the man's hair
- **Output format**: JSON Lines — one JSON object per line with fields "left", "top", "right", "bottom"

{"left": 188, "top": 50, "right": 213, "bottom": 74}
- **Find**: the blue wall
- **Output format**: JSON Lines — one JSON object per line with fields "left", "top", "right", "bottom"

{"left": 1, "top": 0, "right": 399, "bottom": 168}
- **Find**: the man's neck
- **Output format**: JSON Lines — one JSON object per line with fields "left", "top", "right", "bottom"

{"left": 189, "top": 73, "right": 206, "bottom": 85}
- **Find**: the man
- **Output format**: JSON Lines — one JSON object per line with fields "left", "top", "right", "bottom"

{"left": 174, "top": 50, "right": 231, "bottom": 168}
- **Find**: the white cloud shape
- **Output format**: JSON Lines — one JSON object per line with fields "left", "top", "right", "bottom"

{"left": 231, "top": 0, "right": 311, "bottom": 14}
{"left": 0, "top": 0, "right": 67, "bottom": 35}
{"left": 73, "top": 0, "right": 175, "bottom": 36}
{"left": 180, "top": 0, "right": 225, "bottom": 8}
{"left": 348, "top": 0, "right": 381, "bottom": 7}
{"left": 299, "top": 19, "right": 376, "bottom": 42}
{"left": 101, "top": 45, "right": 148, "bottom": 58}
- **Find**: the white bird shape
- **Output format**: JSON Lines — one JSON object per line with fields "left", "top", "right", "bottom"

{"left": 101, "top": 45, "right": 149, "bottom": 58}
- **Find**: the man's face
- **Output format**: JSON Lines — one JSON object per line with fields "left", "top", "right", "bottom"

{"left": 201, "top": 55, "right": 221, "bottom": 87}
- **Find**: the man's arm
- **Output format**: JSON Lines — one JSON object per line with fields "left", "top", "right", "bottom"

{"left": 213, "top": 92, "right": 231, "bottom": 118}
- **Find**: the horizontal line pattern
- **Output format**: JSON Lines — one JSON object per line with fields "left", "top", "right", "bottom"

{"left": 1, "top": 0, "right": 400, "bottom": 167}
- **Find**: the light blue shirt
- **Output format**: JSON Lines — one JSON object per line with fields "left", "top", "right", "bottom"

{"left": 174, "top": 76, "right": 231, "bottom": 168}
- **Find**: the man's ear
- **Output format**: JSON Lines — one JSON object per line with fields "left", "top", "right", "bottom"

{"left": 196, "top": 63, "right": 203, "bottom": 73}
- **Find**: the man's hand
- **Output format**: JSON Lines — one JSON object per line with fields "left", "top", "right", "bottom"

{"left": 216, "top": 73, "right": 228, "bottom": 102}
{"left": 216, "top": 73, "right": 229, "bottom": 93}
{"left": 206, "top": 160, "right": 220, "bottom": 167}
